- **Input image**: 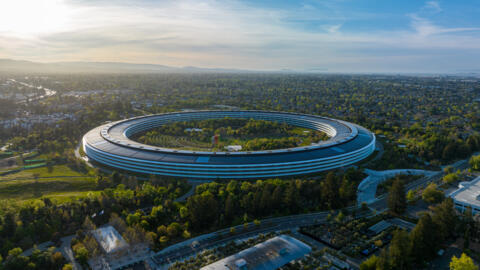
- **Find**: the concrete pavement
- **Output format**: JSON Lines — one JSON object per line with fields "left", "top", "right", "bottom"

{"left": 59, "top": 235, "right": 82, "bottom": 270}
{"left": 357, "top": 169, "right": 438, "bottom": 204}
{"left": 150, "top": 206, "right": 370, "bottom": 267}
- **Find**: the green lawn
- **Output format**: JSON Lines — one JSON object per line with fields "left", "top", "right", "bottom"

{"left": 0, "top": 164, "right": 89, "bottom": 181}
{"left": 39, "top": 190, "right": 102, "bottom": 204}
{"left": 0, "top": 164, "right": 97, "bottom": 201}
{"left": 0, "top": 177, "right": 97, "bottom": 201}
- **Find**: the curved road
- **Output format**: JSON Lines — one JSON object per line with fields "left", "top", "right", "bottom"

{"left": 150, "top": 153, "right": 477, "bottom": 269}
{"left": 151, "top": 206, "right": 370, "bottom": 267}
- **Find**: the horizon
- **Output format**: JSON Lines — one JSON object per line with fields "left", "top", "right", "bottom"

{"left": 1, "top": 0, "right": 480, "bottom": 74}
{"left": 3, "top": 57, "right": 480, "bottom": 75}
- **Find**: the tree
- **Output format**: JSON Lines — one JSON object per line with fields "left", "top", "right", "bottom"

{"left": 335, "top": 211, "right": 345, "bottom": 224}
{"left": 443, "top": 143, "right": 457, "bottom": 160}
{"left": 62, "top": 264, "right": 73, "bottom": 270}
{"left": 72, "top": 243, "right": 89, "bottom": 265}
{"left": 82, "top": 216, "right": 96, "bottom": 231}
{"left": 271, "top": 185, "right": 283, "bottom": 212}
{"left": 186, "top": 193, "right": 219, "bottom": 231}
{"left": 410, "top": 213, "right": 439, "bottom": 263}
{"left": 339, "top": 176, "right": 356, "bottom": 201}
{"left": 284, "top": 182, "right": 300, "bottom": 212}
{"left": 360, "top": 255, "right": 379, "bottom": 270}
{"left": 470, "top": 155, "right": 480, "bottom": 170}
{"left": 224, "top": 195, "right": 236, "bottom": 222}
{"left": 450, "top": 253, "right": 478, "bottom": 270}
{"left": 259, "top": 185, "right": 272, "bottom": 215}
{"left": 51, "top": 251, "right": 65, "bottom": 269}
{"left": 389, "top": 229, "right": 411, "bottom": 270}
{"left": 159, "top": 235, "right": 169, "bottom": 246}
{"left": 226, "top": 180, "right": 237, "bottom": 194}
{"left": 167, "top": 222, "right": 182, "bottom": 238}
{"left": 432, "top": 198, "right": 457, "bottom": 241}
{"left": 322, "top": 172, "right": 340, "bottom": 209}
{"left": 388, "top": 178, "right": 406, "bottom": 214}
{"left": 406, "top": 189, "right": 416, "bottom": 202}
{"left": 3, "top": 212, "right": 16, "bottom": 237}
{"left": 4, "top": 248, "right": 29, "bottom": 270}
{"left": 376, "top": 249, "right": 390, "bottom": 270}
{"left": 443, "top": 173, "right": 459, "bottom": 185}
{"left": 422, "top": 183, "right": 444, "bottom": 204}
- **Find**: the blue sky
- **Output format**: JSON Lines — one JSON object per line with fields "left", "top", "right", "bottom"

{"left": 0, "top": 0, "right": 479, "bottom": 73}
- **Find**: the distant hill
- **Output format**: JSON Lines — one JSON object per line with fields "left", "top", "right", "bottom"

{"left": 0, "top": 59, "right": 253, "bottom": 74}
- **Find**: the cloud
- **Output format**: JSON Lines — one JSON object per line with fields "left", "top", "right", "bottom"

{"left": 326, "top": 24, "right": 342, "bottom": 33}
{"left": 0, "top": 0, "right": 479, "bottom": 73}
{"left": 409, "top": 14, "right": 480, "bottom": 37}
{"left": 424, "top": 1, "right": 442, "bottom": 13}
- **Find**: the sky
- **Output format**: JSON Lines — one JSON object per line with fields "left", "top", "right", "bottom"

{"left": 0, "top": 0, "right": 479, "bottom": 73}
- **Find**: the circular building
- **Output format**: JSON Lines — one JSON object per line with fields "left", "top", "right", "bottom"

{"left": 82, "top": 111, "right": 375, "bottom": 179}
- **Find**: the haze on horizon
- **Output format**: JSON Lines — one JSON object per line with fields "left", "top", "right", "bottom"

{"left": 1, "top": 0, "right": 479, "bottom": 73}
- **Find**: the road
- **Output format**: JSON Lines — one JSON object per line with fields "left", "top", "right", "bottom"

{"left": 149, "top": 153, "right": 477, "bottom": 268}
{"left": 62, "top": 144, "right": 476, "bottom": 269}
{"left": 7, "top": 79, "right": 57, "bottom": 104}
{"left": 151, "top": 206, "right": 369, "bottom": 267}
{"left": 368, "top": 156, "right": 473, "bottom": 212}
{"left": 357, "top": 169, "right": 438, "bottom": 204}
{"left": 21, "top": 235, "right": 82, "bottom": 270}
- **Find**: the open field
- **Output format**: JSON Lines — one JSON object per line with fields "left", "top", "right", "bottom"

{"left": 0, "top": 177, "right": 96, "bottom": 200}
{"left": 0, "top": 164, "right": 90, "bottom": 180}
{"left": 0, "top": 164, "right": 96, "bottom": 201}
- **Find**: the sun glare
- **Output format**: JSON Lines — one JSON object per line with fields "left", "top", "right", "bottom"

{"left": 0, "top": 0, "right": 73, "bottom": 37}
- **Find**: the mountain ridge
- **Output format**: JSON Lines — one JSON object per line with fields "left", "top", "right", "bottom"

{"left": 0, "top": 58, "right": 256, "bottom": 74}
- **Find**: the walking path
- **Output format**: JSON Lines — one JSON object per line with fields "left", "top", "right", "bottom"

{"left": 59, "top": 235, "right": 82, "bottom": 270}
{"left": 357, "top": 169, "right": 438, "bottom": 204}
{"left": 174, "top": 180, "right": 211, "bottom": 202}
{"left": 21, "top": 235, "right": 82, "bottom": 270}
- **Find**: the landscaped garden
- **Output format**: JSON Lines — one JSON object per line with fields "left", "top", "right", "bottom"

{"left": 299, "top": 213, "right": 396, "bottom": 258}
{"left": 168, "top": 231, "right": 339, "bottom": 270}
{"left": 133, "top": 118, "right": 329, "bottom": 151}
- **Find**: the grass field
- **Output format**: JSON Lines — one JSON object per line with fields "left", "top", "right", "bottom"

{"left": 0, "top": 164, "right": 89, "bottom": 180}
{"left": 0, "top": 164, "right": 97, "bottom": 202}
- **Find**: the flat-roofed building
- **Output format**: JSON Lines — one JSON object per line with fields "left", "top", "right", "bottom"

{"left": 200, "top": 235, "right": 311, "bottom": 270}
{"left": 92, "top": 226, "right": 128, "bottom": 254}
{"left": 449, "top": 176, "right": 480, "bottom": 214}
